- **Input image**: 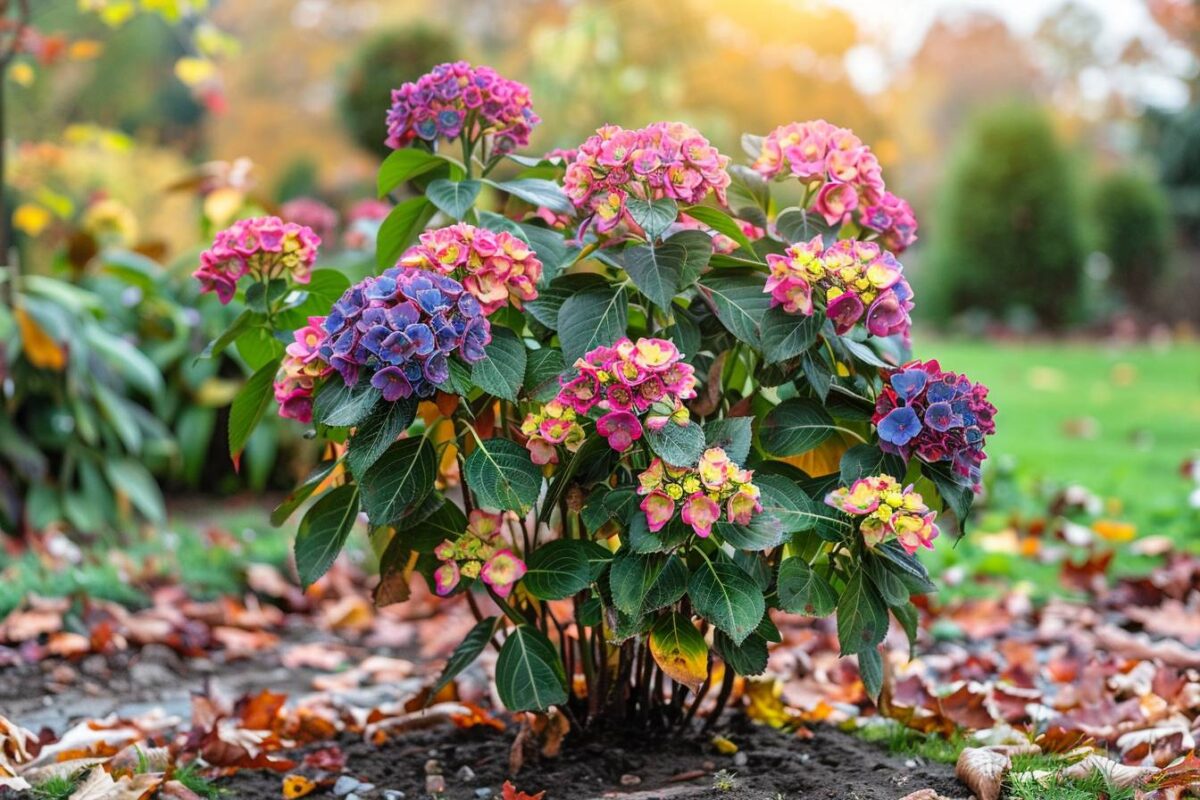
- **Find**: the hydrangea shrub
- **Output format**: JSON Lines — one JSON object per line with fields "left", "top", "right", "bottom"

{"left": 202, "top": 62, "right": 994, "bottom": 725}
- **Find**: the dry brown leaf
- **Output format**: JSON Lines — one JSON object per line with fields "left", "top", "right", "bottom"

{"left": 68, "top": 766, "right": 164, "bottom": 800}
{"left": 1062, "top": 754, "right": 1157, "bottom": 788}
{"left": 955, "top": 747, "right": 1010, "bottom": 800}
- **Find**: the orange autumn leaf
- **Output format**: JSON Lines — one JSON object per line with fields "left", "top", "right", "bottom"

{"left": 282, "top": 774, "right": 316, "bottom": 798}
{"left": 1093, "top": 519, "right": 1137, "bottom": 543}
{"left": 16, "top": 307, "right": 66, "bottom": 370}
{"left": 501, "top": 781, "right": 546, "bottom": 800}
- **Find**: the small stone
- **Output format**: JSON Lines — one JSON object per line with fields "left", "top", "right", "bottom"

{"left": 333, "top": 776, "right": 363, "bottom": 796}
{"left": 702, "top": 760, "right": 716, "bottom": 770}
{"left": 426, "top": 775, "right": 446, "bottom": 794}
{"left": 733, "top": 752, "right": 748, "bottom": 767}
{"left": 346, "top": 795, "right": 361, "bottom": 800}
{"left": 620, "top": 774, "right": 641, "bottom": 786}
{"left": 905, "top": 758, "right": 918, "bottom": 768}
{"left": 456, "top": 766, "right": 476, "bottom": 782}
{"left": 424, "top": 759, "right": 443, "bottom": 775}
{"left": 382, "top": 792, "right": 406, "bottom": 800}
{"left": 474, "top": 789, "right": 493, "bottom": 799}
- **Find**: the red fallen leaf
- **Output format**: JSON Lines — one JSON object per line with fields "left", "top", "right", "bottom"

{"left": 235, "top": 691, "right": 288, "bottom": 731}
{"left": 1148, "top": 752, "right": 1200, "bottom": 789}
{"left": 991, "top": 686, "right": 1038, "bottom": 724}
{"left": 1125, "top": 599, "right": 1200, "bottom": 647}
{"left": 502, "top": 781, "right": 546, "bottom": 800}
{"left": 276, "top": 708, "right": 338, "bottom": 745}
{"left": 303, "top": 745, "right": 346, "bottom": 772}
{"left": 1035, "top": 726, "right": 1093, "bottom": 754}
{"left": 1060, "top": 551, "right": 1114, "bottom": 594}
{"left": 198, "top": 722, "right": 296, "bottom": 772}
{"left": 938, "top": 685, "right": 996, "bottom": 731}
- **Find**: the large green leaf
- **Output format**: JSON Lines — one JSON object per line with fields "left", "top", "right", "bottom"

{"left": 713, "top": 629, "right": 768, "bottom": 677}
{"left": 864, "top": 551, "right": 910, "bottom": 608}
{"left": 759, "top": 398, "right": 836, "bottom": 457}
{"left": 688, "top": 554, "right": 765, "bottom": 645}
{"left": 313, "top": 378, "right": 379, "bottom": 428}
{"left": 774, "top": 207, "right": 833, "bottom": 244}
{"left": 609, "top": 550, "right": 688, "bottom": 616}
{"left": 836, "top": 571, "right": 889, "bottom": 655}
{"left": 777, "top": 557, "right": 837, "bottom": 616}
{"left": 104, "top": 457, "right": 165, "bottom": 524}
{"left": 700, "top": 271, "right": 772, "bottom": 348}
{"left": 625, "top": 197, "right": 677, "bottom": 242}
{"left": 874, "top": 541, "right": 937, "bottom": 595}
{"left": 427, "top": 178, "right": 482, "bottom": 220}
{"left": 621, "top": 244, "right": 682, "bottom": 311}
{"left": 464, "top": 438, "right": 541, "bottom": 513}
{"left": 86, "top": 326, "right": 163, "bottom": 397}
{"left": 726, "top": 165, "right": 770, "bottom": 226}
{"left": 471, "top": 327, "right": 526, "bottom": 402}
{"left": 681, "top": 205, "right": 755, "bottom": 252}
{"left": 294, "top": 484, "right": 360, "bottom": 589}
{"left": 518, "top": 223, "right": 577, "bottom": 284}
{"left": 395, "top": 497, "right": 467, "bottom": 553}
{"left": 713, "top": 514, "right": 785, "bottom": 551}
{"left": 523, "top": 540, "right": 596, "bottom": 600}
{"left": 430, "top": 616, "right": 497, "bottom": 698}
{"left": 857, "top": 646, "right": 884, "bottom": 700}
{"left": 359, "top": 436, "right": 437, "bottom": 525}
{"left": 377, "top": 148, "right": 444, "bottom": 197}
{"left": 924, "top": 460, "right": 974, "bottom": 535}
{"left": 703, "top": 418, "right": 752, "bottom": 464}
{"left": 761, "top": 307, "right": 823, "bottom": 364}
{"left": 840, "top": 444, "right": 907, "bottom": 486}
{"left": 488, "top": 178, "right": 572, "bottom": 213}
{"left": 347, "top": 397, "right": 418, "bottom": 477}
{"left": 524, "top": 273, "right": 608, "bottom": 329}
{"left": 495, "top": 626, "right": 568, "bottom": 711}
{"left": 524, "top": 347, "right": 565, "bottom": 403}
{"left": 754, "top": 474, "right": 819, "bottom": 534}
{"left": 376, "top": 196, "right": 435, "bottom": 269}
{"left": 271, "top": 460, "right": 339, "bottom": 525}
{"left": 644, "top": 420, "right": 705, "bottom": 467}
{"left": 557, "top": 285, "right": 628, "bottom": 364}
{"left": 228, "top": 359, "right": 279, "bottom": 465}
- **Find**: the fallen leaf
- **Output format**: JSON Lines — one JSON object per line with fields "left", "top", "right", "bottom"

{"left": 282, "top": 774, "right": 317, "bottom": 798}
{"left": 955, "top": 747, "right": 1009, "bottom": 800}
{"left": 1062, "top": 754, "right": 1156, "bottom": 788}
{"left": 501, "top": 781, "right": 546, "bottom": 800}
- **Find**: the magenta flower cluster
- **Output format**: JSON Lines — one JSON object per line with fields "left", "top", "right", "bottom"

{"left": 194, "top": 216, "right": 320, "bottom": 304}
{"left": 861, "top": 191, "right": 919, "bottom": 254}
{"left": 273, "top": 316, "right": 332, "bottom": 424}
{"left": 320, "top": 267, "right": 491, "bottom": 401}
{"left": 873, "top": 360, "right": 998, "bottom": 489}
{"left": 764, "top": 236, "right": 915, "bottom": 340}
{"left": 563, "top": 122, "right": 731, "bottom": 235}
{"left": 280, "top": 196, "right": 339, "bottom": 244}
{"left": 398, "top": 223, "right": 542, "bottom": 315}
{"left": 556, "top": 338, "right": 698, "bottom": 453}
{"left": 385, "top": 61, "right": 539, "bottom": 154}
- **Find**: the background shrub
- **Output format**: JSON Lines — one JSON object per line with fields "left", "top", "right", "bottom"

{"left": 928, "top": 104, "right": 1086, "bottom": 327}
{"left": 1090, "top": 169, "right": 1172, "bottom": 311}
{"left": 338, "top": 26, "right": 460, "bottom": 158}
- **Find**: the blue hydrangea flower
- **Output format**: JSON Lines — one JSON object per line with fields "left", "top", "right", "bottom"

{"left": 877, "top": 406, "right": 923, "bottom": 447}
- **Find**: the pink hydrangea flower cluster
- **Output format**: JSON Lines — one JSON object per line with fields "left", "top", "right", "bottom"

{"left": 342, "top": 199, "right": 391, "bottom": 251}
{"left": 751, "top": 120, "right": 885, "bottom": 227}
{"left": 556, "top": 338, "right": 697, "bottom": 453}
{"left": 520, "top": 399, "right": 585, "bottom": 465}
{"left": 764, "top": 236, "right": 915, "bottom": 339}
{"left": 398, "top": 223, "right": 542, "bottom": 315}
{"left": 273, "top": 316, "right": 333, "bottom": 423}
{"left": 637, "top": 447, "right": 762, "bottom": 539}
{"left": 563, "top": 122, "right": 732, "bottom": 235}
{"left": 825, "top": 475, "right": 938, "bottom": 554}
{"left": 280, "top": 196, "right": 339, "bottom": 244}
{"left": 861, "top": 191, "right": 919, "bottom": 254}
{"left": 432, "top": 510, "right": 526, "bottom": 598}
{"left": 675, "top": 212, "right": 765, "bottom": 254}
{"left": 385, "top": 61, "right": 539, "bottom": 155}
{"left": 195, "top": 216, "right": 320, "bottom": 304}
{"left": 873, "top": 360, "right": 997, "bottom": 490}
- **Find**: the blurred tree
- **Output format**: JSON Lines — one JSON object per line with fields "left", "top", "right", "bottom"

{"left": 930, "top": 104, "right": 1086, "bottom": 327}
{"left": 1090, "top": 168, "right": 1172, "bottom": 308}
{"left": 1153, "top": 105, "right": 1200, "bottom": 241}
{"left": 339, "top": 26, "right": 459, "bottom": 158}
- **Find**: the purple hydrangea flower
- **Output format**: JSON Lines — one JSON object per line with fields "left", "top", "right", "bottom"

{"left": 877, "top": 406, "right": 923, "bottom": 447}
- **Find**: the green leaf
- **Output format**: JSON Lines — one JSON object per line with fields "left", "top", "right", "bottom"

{"left": 840, "top": 444, "right": 907, "bottom": 486}
{"left": 681, "top": 205, "right": 755, "bottom": 252}
{"left": 427, "top": 178, "right": 483, "bottom": 220}
{"left": 864, "top": 551, "right": 910, "bottom": 607}
{"left": 609, "top": 550, "right": 688, "bottom": 616}
{"left": 874, "top": 541, "right": 937, "bottom": 595}
{"left": 644, "top": 420, "right": 705, "bottom": 467}
{"left": 271, "top": 460, "right": 339, "bottom": 525}
{"left": 470, "top": 327, "right": 526, "bottom": 402}
{"left": 524, "top": 273, "right": 608, "bottom": 330}
{"left": 85, "top": 326, "right": 163, "bottom": 396}
{"left": 524, "top": 347, "right": 565, "bottom": 403}
{"left": 704, "top": 418, "right": 752, "bottom": 464}
{"left": 347, "top": 397, "right": 418, "bottom": 477}
{"left": 313, "top": 378, "right": 379, "bottom": 428}
{"left": 892, "top": 602, "right": 920, "bottom": 658}
{"left": 104, "top": 457, "right": 165, "bottom": 524}
{"left": 199, "top": 308, "right": 256, "bottom": 360}
{"left": 523, "top": 540, "right": 595, "bottom": 600}
{"left": 649, "top": 612, "right": 709, "bottom": 691}
{"left": 836, "top": 571, "right": 889, "bottom": 656}
{"left": 395, "top": 498, "right": 467, "bottom": 553}
{"left": 761, "top": 307, "right": 822, "bottom": 364}
{"left": 924, "top": 460, "right": 974, "bottom": 534}
{"left": 436, "top": 358, "right": 475, "bottom": 396}
{"left": 495, "top": 626, "right": 568, "bottom": 711}
{"left": 714, "top": 514, "right": 785, "bottom": 551}
{"left": 726, "top": 165, "right": 770, "bottom": 227}
{"left": 857, "top": 646, "right": 884, "bottom": 700}
{"left": 377, "top": 196, "right": 435, "bottom": 269}
{"left": 464, "top": 438, "right": 541, "bottom": 513}
{"left": 700, "top": 271, "right": 772, "bottom": 348}
{"left": 774, "top": 207, "right": 832, "bottom": 244}
{"left": 518, "top": 223, "right": 576, "bottom": 284}
{"left": 430, "top": 616, "right": 497, "bottom": 698}
{"left": 487, "top": 178, "right": 572, "bottom": 213}
{"left": 801, "top": 350, "right": 833, "bottom": 403}
{"left": 754, "top": 474, "right": 819, "bottom": 534}
{"left": 359, "top": 436, "right": 437, "bottom": 525}
{"left": 378, "top": 148, "right": 444, "bottom": 197}
{"left": 776, "top": 557, "right": 837, "bottom": 616}
{"left": 235, "top": 328, "right": 284, "bottom": 371}
{"left": 714, "top": 630, "right": 768, "bottom": 677}
{"left": 759, "top": 398, "right": 836, "bottom": 457}
{"left": 626, "top": 197, "right": 677, "bottom": 241}
{"left": 621, "top": 244, "right": 683, "bottom": 311}
{"left": 294, "top": 484, "right": 360, "bottom": 589}
{"left": 228, "top": 359, "right": 279, "bottom": 465}
{"left": 557, "top": 285, "right": 628, "bottom": 364}
{"left": 688, "top": 554, "right": 765, "bottom": 645}
{"left": 626, "top": 513, "right": 690, "bottom": 554}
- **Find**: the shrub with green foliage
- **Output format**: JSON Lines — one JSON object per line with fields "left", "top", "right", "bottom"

{"left": 201, "top": 62, "right": 997, "bottom": 730}
{"left": 338, "top": 26, "right": 460, "bottom": 158}
{"left": 1090, "top": 169, "right": 1172, "bottom": 310}
{"left": 930, "top": 105, "right": 1086, "bottom": 327}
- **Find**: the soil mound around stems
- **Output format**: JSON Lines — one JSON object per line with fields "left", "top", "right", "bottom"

{"left": 222, "top": 716, "right": 966, "bottom": 800}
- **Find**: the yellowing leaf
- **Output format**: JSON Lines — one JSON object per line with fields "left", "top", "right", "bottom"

{"left": 711, "top": 735, "right": 738, "bottom": 755}
{"left": 780, "top": 430, "right": 853, "bottom": 478}
{"left": 648, "top": 613, "right": 708, "bottom": 693}
{"left": 12, "top": 204, "right": 51, "bottom": 236}
{"left": 174, "top": 56, "right": 215, "bottom": 87}
{"left": 282, "top": 774, "right": 316, "bottom": 798}
{"left": 1092, "top": 519, "right": 1136, "bottom": 543}
{"left": 16, "top": 308, "right": 66, "bottom": 371}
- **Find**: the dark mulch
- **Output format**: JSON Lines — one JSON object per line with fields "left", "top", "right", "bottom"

{"left": 221, "top": 716, "right": 966, "bottom": 800}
